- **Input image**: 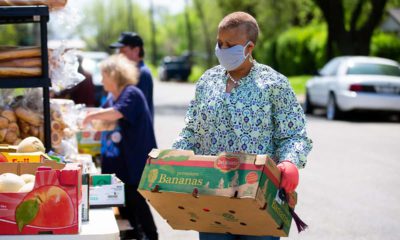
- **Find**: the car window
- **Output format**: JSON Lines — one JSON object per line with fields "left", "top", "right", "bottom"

{"left": 347, "top": 63, "right": 400, "bottom": 76}
{"left": 320, "top": 58, "right": 342, "bottom": 76}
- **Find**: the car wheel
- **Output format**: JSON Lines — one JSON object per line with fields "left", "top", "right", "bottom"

{"left": 304, "top": 91, "right": 314, "bottom": 114}
{"left": 326, "top": 93, "right": 342, "bottom": 120}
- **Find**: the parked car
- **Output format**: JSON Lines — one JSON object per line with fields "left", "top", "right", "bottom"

{"left": 304, "top": 56, "right": 400, "bottom": 120}
{"left": 158, "top": 54, "right": 191, "bottom": 82}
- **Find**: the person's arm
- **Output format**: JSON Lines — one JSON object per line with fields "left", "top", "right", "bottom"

{"left": 83, "top": 107, "right": 123, "bottom": 126}
{"left": 271, "top": 75, "right": 312, "bottom": 168}
{"left": 271, "top": 74, "right": 313, "bottom": 192}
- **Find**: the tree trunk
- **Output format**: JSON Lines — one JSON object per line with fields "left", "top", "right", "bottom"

{"left": 149, "top": 0, "right": 157, "bottom": 65}
{"left": 184, "top": 0, "right": 193, "bottom": 55}
{"left": 126, "top": 0, "right": 135, "bottom": 31}
{"left": 194, "top": 0, "right": 213, "bottom": 68}
{"left": 314, "top": 0, "right": 388, "bottom": 59}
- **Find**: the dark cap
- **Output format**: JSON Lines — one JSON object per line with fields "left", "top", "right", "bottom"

{"left": 109, "top": 32, "right": 143, "bottom": 49}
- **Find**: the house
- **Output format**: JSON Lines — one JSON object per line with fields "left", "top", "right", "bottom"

{"left": 381, "top": 8, "right": 400, "bottom": 36}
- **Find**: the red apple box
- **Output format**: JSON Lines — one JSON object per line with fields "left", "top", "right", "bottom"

{"left": 0, "top": 162, "right": 82, "bottom": 235}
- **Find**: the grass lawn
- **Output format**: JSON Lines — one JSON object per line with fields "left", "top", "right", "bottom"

{"left": 288, "top": 75, "right": 311, "bottom": 96}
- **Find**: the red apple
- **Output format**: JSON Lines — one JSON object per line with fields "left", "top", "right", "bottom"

{"left": 16, "top": 185, "right": 74, "bottom": 230}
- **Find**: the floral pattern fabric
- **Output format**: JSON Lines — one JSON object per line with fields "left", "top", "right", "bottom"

{"left": 173, "top": 62, "right": 312, "bottom": 168}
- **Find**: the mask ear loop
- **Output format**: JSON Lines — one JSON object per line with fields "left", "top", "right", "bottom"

{"left": 244, "top": 41, "right": 254, "bottom": 63}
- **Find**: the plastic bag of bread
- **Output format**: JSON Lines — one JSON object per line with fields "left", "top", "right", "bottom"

{"left": 0, "top": 47, "right": 42, "bottom": 77}
{"left": 0, "top": 0, "right": 68, "bottom": 10}
{"left": 0, "top": 90, "right": 22, "bottom": 144}
{"left": 49, "top": 45, "right": 84, "bottom": 93}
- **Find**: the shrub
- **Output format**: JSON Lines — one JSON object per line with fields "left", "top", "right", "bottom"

{"left": 275, "top": 24, "right": 327, "bottom": 76}
{"left": 370, "top": 32, "right": 400, "bottom": 62}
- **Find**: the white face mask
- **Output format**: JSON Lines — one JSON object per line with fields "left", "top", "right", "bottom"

{"left": 215, "top": 41, "right": 252, "bottom": 71}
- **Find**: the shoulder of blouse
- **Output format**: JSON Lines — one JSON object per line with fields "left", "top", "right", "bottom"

{"left": 253, "top": 63, "right": 289, "bottom": 88}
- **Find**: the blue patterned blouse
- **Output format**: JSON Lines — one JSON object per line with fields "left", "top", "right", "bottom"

{"left": 173, "top": 62, "right": 312, "bottom": 168}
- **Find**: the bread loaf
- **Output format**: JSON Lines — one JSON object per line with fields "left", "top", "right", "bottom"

{"left": 0, "top": 117, "right": 8, "bottom": 128}
{"left": 13, "top": 138, "right": 22, "bottom": 145}
{"left": 0, "top": 0, "right": 68, "bottom": 10}
{"left": 18, "top": 120, "right": 30, "bottom": 134}
{"left": 0, "top": 129, "right": 7, "bottom": 142}
{"left": 0, "top": 58, "right": 41, "bottom": 68}
{"left": 0, "top": 47, "right": 41, "bottom": 61}
{"left": 8, "top": 122, "right": 20, "bottom": 135}
{"left": 4, "top": 131, "right": 18, "bottom": 144}
{"left": 29, "top": 126, "right": 39, "bottom": 137}
{"left": 1, "top": 110, "right": 17, "bottom": 122}
{"left": 15, "top": 107, "right": 42, "bottom": 127}
{"left": 38, "top": 125, "right": 44, "bottom": 143}
{"left": 0, "top": 67, "right": 41, "bottom": 77}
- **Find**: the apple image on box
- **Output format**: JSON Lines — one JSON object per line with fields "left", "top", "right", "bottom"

{"left": 15, "top": 185, "right": 74, "bottom": 231}
{"left": 0, "top": 153, "right": 7, "bottom": 162}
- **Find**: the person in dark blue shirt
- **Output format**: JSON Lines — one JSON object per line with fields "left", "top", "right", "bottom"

{"left": 83, "top": 54, "right": 158, "bottom": 240}
{"left": 110, "top": 32, "right": 154, "bottom": 120}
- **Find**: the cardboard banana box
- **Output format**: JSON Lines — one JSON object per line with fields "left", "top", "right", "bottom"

{"left": 138, "top": 149, "right": 298, "bottom": 237}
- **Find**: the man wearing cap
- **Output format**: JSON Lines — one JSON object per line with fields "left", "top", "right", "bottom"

{"left": 110, "top": 32, "right": 154, "bottom": 120}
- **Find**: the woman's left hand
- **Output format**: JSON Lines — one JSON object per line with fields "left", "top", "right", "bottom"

{"left": 277, "top": 161, "right": 299, "bottom": 193}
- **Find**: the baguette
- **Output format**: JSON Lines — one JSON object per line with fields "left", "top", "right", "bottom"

{"left": 0, "top": 67, "right": 41, "bottom": 77}
{"left": 0, "top": 0, "right": 67, "bottom": 10}
{"left": 0, "top": 58, "right": 41, "bottom": 67}
{"left": 0, "top": 47, "right": 41, "bottom": 61}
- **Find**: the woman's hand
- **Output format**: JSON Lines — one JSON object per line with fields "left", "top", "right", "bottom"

{"left": 82, "top": 113, "right": 93, "bottom": 128}
{"left": 277, "top": 160, "right": 299, "bottom": 193}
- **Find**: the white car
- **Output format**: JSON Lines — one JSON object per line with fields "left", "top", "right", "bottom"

{"left": 304, "top": 56, "right": 400, "bottom": 120}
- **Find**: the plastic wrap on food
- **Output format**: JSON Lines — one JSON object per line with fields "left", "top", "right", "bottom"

{"left": 49, "top": 45, "right": 85, "bottom": 93}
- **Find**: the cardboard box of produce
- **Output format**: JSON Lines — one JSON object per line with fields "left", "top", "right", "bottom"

{"left": 0, "top": 161, "right": 82, "bottom": 235}
{"left": 76, "top": 131, "right": 102, "bottom": 157}
{"left": 0, "top": 151, "right": 47, "bottom": 163}
{"left": 138, "top": 149, "right": 297, "bottom": 237}
{"left": 89, "top": 174, "right": 125, "bottom": 208}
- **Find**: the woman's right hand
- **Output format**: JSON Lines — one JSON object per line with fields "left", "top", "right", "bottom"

{"left": 82, "top": 113, "right": 93, "bottom": 128}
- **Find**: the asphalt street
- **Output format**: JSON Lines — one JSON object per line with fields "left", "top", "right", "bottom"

{"left": 149, "top": 79, "right": 400, "bottom": 240}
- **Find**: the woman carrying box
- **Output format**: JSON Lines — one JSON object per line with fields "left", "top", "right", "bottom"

{"left": 173, "top": 11, "right": 313, "bottom": 240}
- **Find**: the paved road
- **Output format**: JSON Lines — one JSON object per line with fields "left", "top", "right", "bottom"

{"left": 151, "top": 79, "right": 400, "bottom": 240}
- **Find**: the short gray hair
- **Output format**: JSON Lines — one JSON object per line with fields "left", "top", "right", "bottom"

{"left": 218, "top": 12, "right": 260, "bottom": 44}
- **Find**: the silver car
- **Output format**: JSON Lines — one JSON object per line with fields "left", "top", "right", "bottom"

{"left": 304, "top": 56, "right": 400, "bottom": 120}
